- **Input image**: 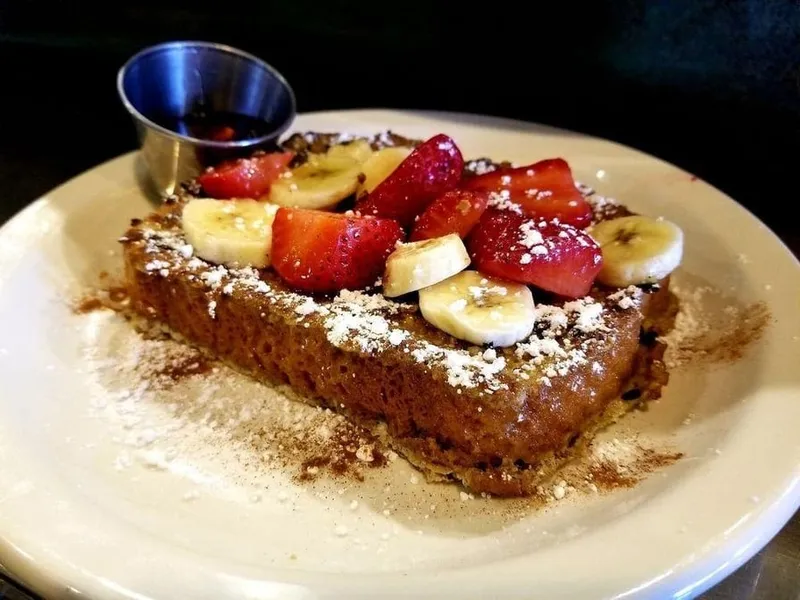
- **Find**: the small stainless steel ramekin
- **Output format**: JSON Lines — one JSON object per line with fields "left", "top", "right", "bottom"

{"left": 118, "top": 40, "right": 296, "bottom": 197}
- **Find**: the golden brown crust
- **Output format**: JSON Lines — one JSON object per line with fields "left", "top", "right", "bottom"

{"left": 120, "top": 133, "right": 672, "bottom": 497}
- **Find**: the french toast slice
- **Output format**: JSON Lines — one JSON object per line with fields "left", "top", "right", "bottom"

{"left": 120, "top": 132, "right": 672, "bottom": 497}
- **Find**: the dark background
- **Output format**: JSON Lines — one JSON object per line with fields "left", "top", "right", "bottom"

{"left": 1, "top": 0, "right": 798, "bottom": 243}
{"left": 0, "top": 2, "right": 798, "bottom": 598}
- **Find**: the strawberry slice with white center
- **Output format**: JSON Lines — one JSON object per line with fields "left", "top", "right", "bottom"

{"left": 354, "top": 134, "right": 464, "bottom": 228}
{"left": 271, "top": 208, "right": 404, "bottom": 294}
{"left": 467, "top": 208, "right": 603, "bottom": 298}
{"left": 464, "top": 158, "right": 592, "bottom": 229}
{"left": 409, "top": 189, "right": 489, "bottom": 242}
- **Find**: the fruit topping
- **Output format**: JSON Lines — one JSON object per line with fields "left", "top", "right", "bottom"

{"left": 382, "top": 233, "right": 471, "bottom": 298}
{"left": 271, "top": 208, "right": 404, "bottom": 294}
{"left": 464, "top": 158, "right": 592, "bottom": 228}
{"left": 326, "top": 139, "right": 375, "bottom": 164}
{"left": 589, "top": 215, "right": 683, "bottom": 286}
{"left": 269, "top": 153, "right": 363, "bottom": 211}
{"left": 356, "top": 146, "right": 412, "bottom": 199}
{"left": 197, "top": 152, "right": 294, "bottom": 199}
{"left": 409, "top": 189, "right": 489, "bottom": 242}
{"left": 354, "top": 134, "right": 464, "bottom": 228}
{"left": 418, "top": 270, "right": 535, "bottom": 347}
{"left": 468, "top": 209, "right": 603, "bottom": 298}
{"left": 181, "top": 198, "right": 279, "bottom": 269}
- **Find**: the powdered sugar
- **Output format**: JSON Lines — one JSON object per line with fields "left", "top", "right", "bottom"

{"left": 322, "top": 291, "right": 411, "bottom": 354}
{"left": 608, "top": 286, "right": 644, "bottom": 310}
{"left": 514, "top": 297, "right": 609, "bottom": 383}
{"left": 660, "top": 281, "right": 769, "bottom": 369}
{"left": 295, "top": 297, "right": 319, "bottom": 318}
{"left": 563, "top": 298, "right": 607, "bottom": 333}
{"left": 464, "top": 158, "right": 498, "bottom": 176}
{"left": 410, "top": 342, "right": 508, "bottom": 392}
{"left": 145, "top": 259, "right": 170, "bottom": 272}
{"left": 387, "top": 330, "right": 409, "bottom": 346}
{"left": 526, "top": 189, "right": 553, "bottom": 201}
{"left": 199, "top": 267, "right": 226, "bottom": 289}
{"left": 585, "top": 194, "right": 622, "bottom": 222}
{"left": 327, "top": 310, "right": 391, "bottom": 353}
{"left": 83, "top": 313, "right": 391, "bottom": 490}
{"left": 305, "top": 131, "right": 355, "bottom": 145}
{"left": 574, "top": 181, "right": 595, "bottom": 197}
{"left": 518, "top": 221, "right": 545, "bottom": 249}
{"left": 487, "top": 190, "right": 523, "bottom": 214}
{"left": 592, "top": 438, "right": 640, "bottom": 474}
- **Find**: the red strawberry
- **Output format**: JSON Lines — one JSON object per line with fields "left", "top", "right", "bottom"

{"left": 271, "top": 208, "right": 404, "bottom": 294}
{"left": 464, "top": 158, "right": 592, "bottom": 229}
{"left": 197, "top": 151, "right": 294, "bottom": 199}
{"left": 467, "top": 209, "right": 602, "bottom": 298}
{"left": 409, "top": 189, "right": 489, "bottom": 242}
{"left": 354, "top": 134, "right": 464, "bottom": 227}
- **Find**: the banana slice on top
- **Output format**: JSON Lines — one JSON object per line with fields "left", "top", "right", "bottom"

{"left": 357, "top": 146, "right": 412, "bottom": 199}
{"left": 419, "top": 270, "right": 536, "bottom": 348}
{"left": 326, "top": 139, "right": 374, "bottom": 164}
{"left": 269, "top": 153, "right": 362, "bottom": 210}
{"left": 181, "top": 198, "right": 279, "bottom": 269}
{"left": 383, "top": 234, "right": 471, "bottom": 298}
{"left": 590, "top": 215, "right": 684, "bottom": 287}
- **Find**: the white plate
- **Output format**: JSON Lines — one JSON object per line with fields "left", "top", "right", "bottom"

{"left": 0, "top": 110, "right": 798, "bottom": 600}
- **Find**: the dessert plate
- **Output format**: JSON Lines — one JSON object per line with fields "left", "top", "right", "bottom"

{"left": 0, "top": 110, "right": 798, "bottom": 600}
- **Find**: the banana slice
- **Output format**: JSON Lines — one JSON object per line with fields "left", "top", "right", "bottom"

{"left": 269, "top": 154, "right": 362, "bottom": 210}
{"left": 326, "top": 139, "right": 374, "bottom": 164}
{"left": 419, "top": 270, "right": 535, "bottom": 347}
{"left": 357, "top": 146, "right": 412, "bottom": 199}
{"left": 181, "top": 198, "right": 279, "bottom": 269}
{"left": 590, "top": 215, "right": 684, "bottom": 287}
{"left": 383, "top": 234, "right": 471, "bottom": 298}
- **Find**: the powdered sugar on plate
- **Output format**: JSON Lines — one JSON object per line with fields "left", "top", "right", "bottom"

{"left": 661, "top": 280, "right": 770, "bottom": 368}
{"left": 82, "top": 312, "right": 390, "bottom": 492}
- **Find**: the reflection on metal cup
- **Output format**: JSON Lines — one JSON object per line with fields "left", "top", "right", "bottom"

{"left": 117, "top": 40, "right": 296, "bottom": 197}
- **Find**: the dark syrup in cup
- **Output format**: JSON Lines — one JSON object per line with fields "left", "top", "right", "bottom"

{"left": 152, "top": 109, "right": 278, "bottom": 143}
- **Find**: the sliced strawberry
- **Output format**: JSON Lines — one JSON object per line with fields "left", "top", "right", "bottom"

{"left": 464, "top": 158, "right": 592, "bottom": 229}
{"left": 197, "top": 151, "right": 294, "bottom": 199}
{"left": 409, "top": 189, "right": 489, "bottom": 242}
{"left": 354, "top": 134, "right": 464, "bottom": 228}
{"left": 271, "top": 208, "right": 404, "bottom": 294}
{"left": 467, "top": 209, "right": 602, "bottom": 298}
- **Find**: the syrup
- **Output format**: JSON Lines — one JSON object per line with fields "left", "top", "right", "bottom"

{"left": 152, "top": 109, "right": 276, "bottom": 142}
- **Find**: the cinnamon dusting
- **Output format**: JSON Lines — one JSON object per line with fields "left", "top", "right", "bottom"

{"left": 72, "top": 285, "right": 130, "bottom": 314}
{"left": 74, "top": 296, "right": 104, "bottom": 314}
{"left": 663, "top": 282, "right": 771, "bottom": 368}
{"left": 91, "top": 323, "right": 392, "bottom": 485}
{"left": 294, "top": 423, "right": 388, "bottom": 483}
{"left": 679, "top": 301, "right": 769, "bottom": 365}
{"left": 155, "top": 353, "right": 212, "bottom": 386}
{"left": 589, "top": 445, "right": 684, "bottom": 491}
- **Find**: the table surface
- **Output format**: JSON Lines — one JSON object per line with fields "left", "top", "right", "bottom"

{"left": 0, "top": 113, "right": 798, "bottom": 599}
